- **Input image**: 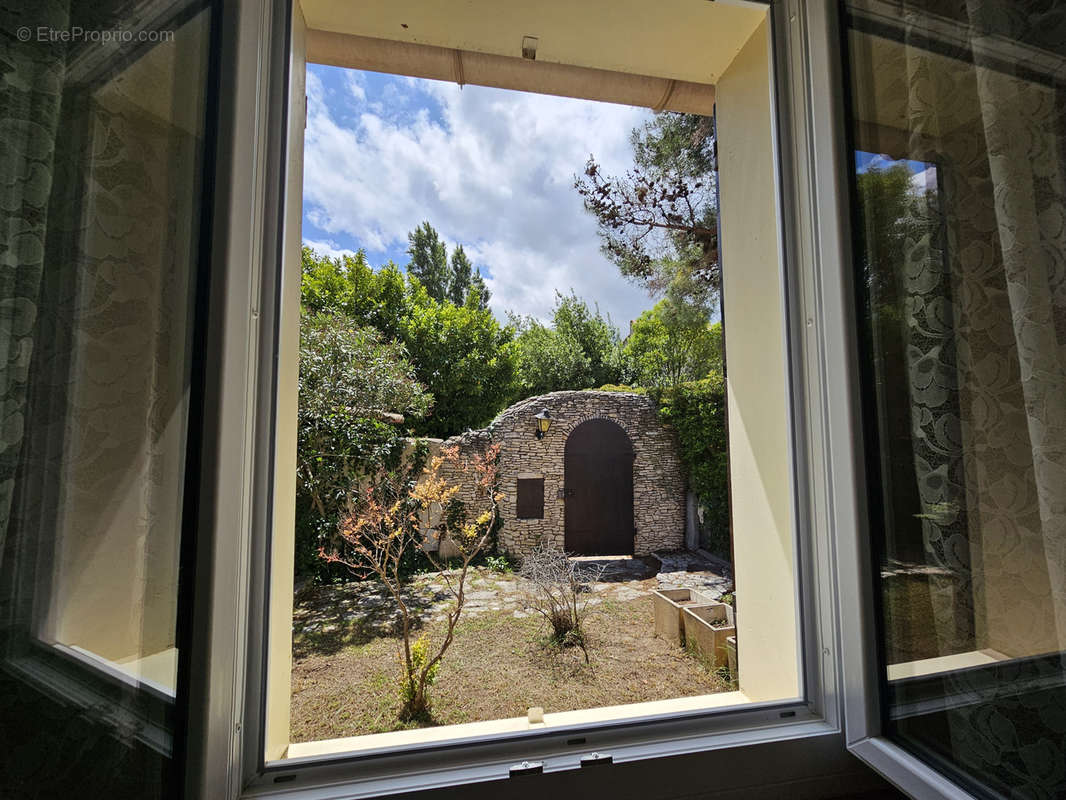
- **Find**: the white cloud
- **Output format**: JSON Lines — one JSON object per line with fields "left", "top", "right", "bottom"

{"left": 343, "top": 70, "right": 366, "bottom": 102}
{"left": 302, "top": 69, "right": 656, "bottom": 323}
{"left": 910, "top": 164, "right": 937, "bottom": 195}
{"left": 303, "top": 237, "right": 358, "bottom": 261}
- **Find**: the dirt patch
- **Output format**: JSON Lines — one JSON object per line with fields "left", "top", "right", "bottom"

{"left": 290, "top": 594, "right": 730, "bottom": 742}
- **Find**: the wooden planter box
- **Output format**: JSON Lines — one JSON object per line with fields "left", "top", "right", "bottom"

{"left": 726, "top": 634, "right": 738, "bottom": 679}
{"left": 681, "top": 603, "right": 736, "bottom": 671}
{"left": 652, "top": 588, "right": 715, "bottom": 645}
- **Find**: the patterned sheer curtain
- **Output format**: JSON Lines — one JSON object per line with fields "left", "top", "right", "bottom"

{"left": 964, "top": 0, "right": 1066, "bottom": 651}
{"left": 0, "top": 0, "right": 69, "bottom": 559}
{"left": 848, "top": 0, "right": 1066, "bottom": 795}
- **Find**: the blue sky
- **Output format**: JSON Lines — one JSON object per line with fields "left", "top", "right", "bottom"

{"left": 302, "top": 64, "right": 658, "bottom": 325}
{"left": 855, "top": 150, "right": 937, "bottom": 193}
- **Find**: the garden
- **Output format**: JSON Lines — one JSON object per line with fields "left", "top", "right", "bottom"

{"left": 292, "top": 109, "right": 735, "bottom": 738}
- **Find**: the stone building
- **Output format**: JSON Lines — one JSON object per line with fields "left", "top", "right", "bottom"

{"left": 438, "top": 390, "right": 686, "bottom": 559}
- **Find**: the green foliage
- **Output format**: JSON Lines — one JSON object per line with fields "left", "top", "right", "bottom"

{"left": 654, "top": 376, "right": 731, "bottom": 559}
{"left": 448, "top": 244, "right": 473, "bottom": 305}
{"left": 301, "top": 246, "right": 410, "bottom": 341}
{"left": 295, "top": 314, "right": 432, "bottom": 580}
{"left": 301, "top": 245, "right": 515, "bottom": 441}
{"left": 398, "top": 633, "right": 440, "bottom": 720}
{"left": 484, "top": 554, "right": 514, "bottom": 574}
{"left": 406, "top": 221, "right": 490, "bottom": 309}
{"left": 400, "top": 287, "right": 516, "bottom": 437}
{"left": 596, "top": 383, "right": 646, "bottom": 394}
{"left": 406, "top": 221, "right": 451, "bottom": 302}
{"left": 632, "top": 112, "right": 715, "bottom": 176}
{"left": 466, "top": 268, "right": 491, "bottom": 311}
{"left": 577, "top": 112, "right": 719, "bottom": 316}
{"left": 511, "top": 291, "right": 627, "bottom": 398}
{"left": 855, "top": 163, "right": 921, "bottom": 291}
{"left": 625, "top": 300, "right": 722, "bottom": 389}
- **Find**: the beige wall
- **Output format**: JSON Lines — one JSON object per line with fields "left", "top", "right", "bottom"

{"left": 716, "top": 19, "right": 800, "bottom": 703}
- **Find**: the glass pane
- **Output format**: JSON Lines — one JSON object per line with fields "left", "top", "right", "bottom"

{"left": 844, "top": 1, "right": 1066, "bottom": 797}
{"left": 0, "top": 1, "right": 213, "bottom": 796}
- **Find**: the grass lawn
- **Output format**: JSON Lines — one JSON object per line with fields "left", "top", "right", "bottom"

{"left": 290, "top": 594, "right": 731, "bottom": 742}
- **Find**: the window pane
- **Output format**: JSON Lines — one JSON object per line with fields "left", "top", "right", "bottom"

{"left": 0, "top": 1, "right": 213, "bottom": 796}
{"left": 844, "top": 1, "right": 1066, "bottom": 796}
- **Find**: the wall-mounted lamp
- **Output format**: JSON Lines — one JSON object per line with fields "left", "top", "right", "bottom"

{"left": 533, "top": 408, "right": 552, "bottom": 439}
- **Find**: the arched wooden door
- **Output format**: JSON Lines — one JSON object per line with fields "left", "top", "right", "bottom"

{"left": 564, "top": 419, "right": 635, "bottom": 555}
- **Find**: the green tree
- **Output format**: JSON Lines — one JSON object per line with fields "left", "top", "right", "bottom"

{"left": 400, "top": 284, "right": 516, "bottom": 437}
{"left": 624, "top": 299, "right": 721, "bottom": 389}
{"left": 575, "top": 112, "right": 719, "bottom": 316}
{"left": 296, "top": 314, "right": 432, "bottom": 578}
{"left": 466, "top": 268, "right": 491, "bottom": 311}
{"left": 301, "top": 246, "right": 514, "bottom": 439}
{"left": 448, "top": 244, "right": 473, "bottom": 305}
{"left": 511, "top": 317, "right": 592, "bottom": 398}
{"left": 406, "top": 221, "right": 450, "bottom": 302}
{"left": 302, "top": 246, "right": 410, "bottom": 340}
{"left": 511, "top": 291, "right": 626, "bottom": 398}
{"left": 855, "top": 161, "right": 926, "bottom": 300}
{"left": 552, "top": 292, "right": 623, "bottom": 387}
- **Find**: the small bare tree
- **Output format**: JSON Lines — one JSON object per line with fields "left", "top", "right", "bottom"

{"left": 519, "top": 544, "right": 606, "bottom": 663}
{"left": 321, "top": 442, "right": 500, "bottom": 720}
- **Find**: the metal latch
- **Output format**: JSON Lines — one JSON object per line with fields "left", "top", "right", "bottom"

{"left": 509, "top": 761, "right": 544, "bottom": 777}
{"left": 580, "top": 752, "right": 613, "bottom": 768}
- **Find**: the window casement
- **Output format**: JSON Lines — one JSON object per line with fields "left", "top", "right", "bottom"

{"left": 8, "top": 0, "right": 1060, "bottom": 797}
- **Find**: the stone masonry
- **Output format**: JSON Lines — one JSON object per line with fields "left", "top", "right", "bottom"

{"left": 440, "top": 390, "right": 686, "bottom": 559}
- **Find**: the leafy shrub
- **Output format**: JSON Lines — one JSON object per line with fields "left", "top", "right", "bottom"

{"left": 397, "top": 634, "right": 440, "bottom": 720}
{"left": 654, "top": 376, "right": 731, "bottom": 559}
{"left": 484, "top": 554, "right": 514, "bottom": 574}
{"left": 595, "top": 383, "right": 646, "bottom": 394}
{"left": 295, "top": 314, "right": 431, "bottom": 581}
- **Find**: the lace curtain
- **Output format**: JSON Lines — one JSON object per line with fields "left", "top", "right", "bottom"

{"left": 855, "top": 0, "right": 1066, "bottom": 794}
{"left": 0, "top": 0, "right": 69, "bottom": 559}
{"left": 893, "top": 0, "right": 1066, "bottom": 663}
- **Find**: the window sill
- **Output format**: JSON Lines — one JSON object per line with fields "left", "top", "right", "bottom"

{"left": 886, "top": 649, "right": 1006, "bottom": 682}
{"left": 285, "top": 690, "right": 752, "bottom": 760}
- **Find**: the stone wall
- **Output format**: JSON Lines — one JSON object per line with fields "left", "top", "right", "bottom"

{"left": 441, "top": 390, "right": 685, "bottom": 559}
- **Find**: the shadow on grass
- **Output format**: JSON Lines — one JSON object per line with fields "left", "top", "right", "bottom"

{"left": 292, "top": 580, "right": 447, "bottom": 660}
{"left": 570, "top": 555, "right": 659, "bottom": 583}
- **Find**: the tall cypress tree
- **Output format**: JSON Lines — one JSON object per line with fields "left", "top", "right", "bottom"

{"left": 466, "top": 268, "right": 491, "bottom": 311}
{"left": 448, "top": 244, "right": 473, "bottom": 305}
{"left": 406, "top": 221, "right": 449, "bottom": 301}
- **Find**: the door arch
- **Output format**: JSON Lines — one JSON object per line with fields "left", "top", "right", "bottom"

{"left": 564, "top": 419, "right": 635, "bottom": 555}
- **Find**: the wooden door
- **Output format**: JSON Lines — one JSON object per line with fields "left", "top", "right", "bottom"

{"left": 564, "top": 419, "right": 635, "bottom": 555}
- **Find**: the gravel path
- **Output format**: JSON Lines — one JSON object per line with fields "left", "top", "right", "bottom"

{"left": 292, "top": 550, "right": 732, "bottom": 646}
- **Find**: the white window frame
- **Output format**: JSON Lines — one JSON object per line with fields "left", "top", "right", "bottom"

{"left": 180, "top": 1, "right": 955, "bottom": 797}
